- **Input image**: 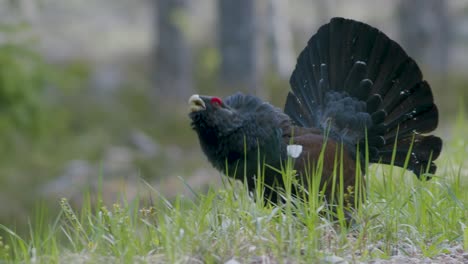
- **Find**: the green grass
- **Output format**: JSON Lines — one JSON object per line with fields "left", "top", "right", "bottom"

{"left": 1, "top": 118, "right": 467, "bottom": 263}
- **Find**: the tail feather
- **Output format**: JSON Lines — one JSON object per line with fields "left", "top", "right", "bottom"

{"left": 315, "top": 25, "right": 330, "bottom": 69}
{"left": 369, "top": 41, "right": 410, "bottom": 96}
{"left": 285, "top": 17, "right": 442, "bottom": 178}
{"left": 385, "top": 81, "right": 434, "bottom": 123}
{"left": 366, "top": 94, "right": 383, "bottom": 114}
{"left": 344, "top": 61, "right": 370, "bottom": 100}
{"left": 290, "top": 64, "right": 318, "bottom": 125}
{"left": 376, "top": 135, "right": 442, "bottom": 177}
{"left": 384, "top": 105, "right": 439, "bottom": 140}
{"left": 378, "top": 135, "right": 442, "bottom": 161}
{"left": 381, "top": 61, "right": 423, "bottom": 110}
{"left": 284, "top": 92, "right": 315, "bottom": 127}
{"left": 376, "top": 152, "right": 437, "bottom": 176}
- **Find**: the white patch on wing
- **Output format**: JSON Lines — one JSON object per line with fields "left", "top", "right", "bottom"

{"left": 287, "top": 144, "right": 303, "bottom": 158}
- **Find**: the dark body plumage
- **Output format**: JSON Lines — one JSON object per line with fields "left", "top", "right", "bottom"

{"left": 189, "top": 17, "right": 442, "bottom": 205}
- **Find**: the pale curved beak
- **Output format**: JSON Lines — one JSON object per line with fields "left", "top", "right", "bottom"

{"left": 188, "top": 94, "right": 206, "bottom": 112}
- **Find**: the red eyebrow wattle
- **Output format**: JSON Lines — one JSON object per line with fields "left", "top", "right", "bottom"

{"left": 210, "top": 97, "right": 222, "bottom": 105}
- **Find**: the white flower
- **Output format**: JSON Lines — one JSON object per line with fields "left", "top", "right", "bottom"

{"left": 287, "top": 144, "right": 303, "bottom": 158}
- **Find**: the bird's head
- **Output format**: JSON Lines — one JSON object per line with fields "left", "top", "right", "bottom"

{"left": 188, "top": 94, "right": 242, "bottom": 137}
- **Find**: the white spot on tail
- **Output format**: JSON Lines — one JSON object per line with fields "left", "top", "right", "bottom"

{"left": 287, "top": 144, "right": 303, "bottom": 158}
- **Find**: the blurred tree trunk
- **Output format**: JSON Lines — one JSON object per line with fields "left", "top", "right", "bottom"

{"left": 268, "top": 0, "right": 295, "bottom": 80}
{"left": 314, "top": 0, "right": 330, "bottom": 24}
{"left": 155, "top": 0, "right": 193, "bottom": 100}
{"left": 398, "top": 0, "right": 451, "bottom": 76}
{"left": 8, "top": 0, "right": 37, "bottom": 22}
{"left": 218, "top": 0, "right": 264, "bottom": 95}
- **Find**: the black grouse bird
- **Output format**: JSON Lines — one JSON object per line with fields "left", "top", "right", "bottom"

{"left": 188, "top": 17, "right": 442, "bottom": 205}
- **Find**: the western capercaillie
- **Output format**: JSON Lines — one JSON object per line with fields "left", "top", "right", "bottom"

{"left": 188, "top": 17, "right": 442, "bottom": 206}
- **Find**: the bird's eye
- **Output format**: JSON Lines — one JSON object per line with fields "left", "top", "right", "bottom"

{"left": 210, "top": 97, "right": 223, "bottom": 107}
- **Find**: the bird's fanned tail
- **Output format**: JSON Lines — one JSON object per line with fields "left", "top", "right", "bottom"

{"left": 285, "top": 17, "right": 442, "bottom": 178}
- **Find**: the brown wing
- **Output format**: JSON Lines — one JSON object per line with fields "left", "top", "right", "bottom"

{"left": 283, "top": 126, "right": 361, "bottom": 205}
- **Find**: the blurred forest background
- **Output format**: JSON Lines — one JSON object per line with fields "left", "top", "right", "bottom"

{"left": 0, "top": 0, "right": 467, "bottom": 234}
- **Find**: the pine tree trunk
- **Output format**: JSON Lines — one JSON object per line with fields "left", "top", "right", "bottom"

{"left": 155, "top": 0, "right": 193, "bottom": 100}
{"left": 267, "top": 0, "right": 295, "bottom": 80}
{"left": 218, "top": 0, "right": 263, "bottom": 95}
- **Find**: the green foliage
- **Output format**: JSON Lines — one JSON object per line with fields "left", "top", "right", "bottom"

{"left": 194, "top": 46, "right": 221, "bottom": 96}
{"left": 0, "top": 23, "right": 91, "bottom": 145}
{"left": 0, "top": 236, "right": 10, "bottom": 260}
{"left": 0, "top": 23, "right": 98, "bottom": 237}
{"left": 0, "top": 23, "right": 49, "bottom": 136}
